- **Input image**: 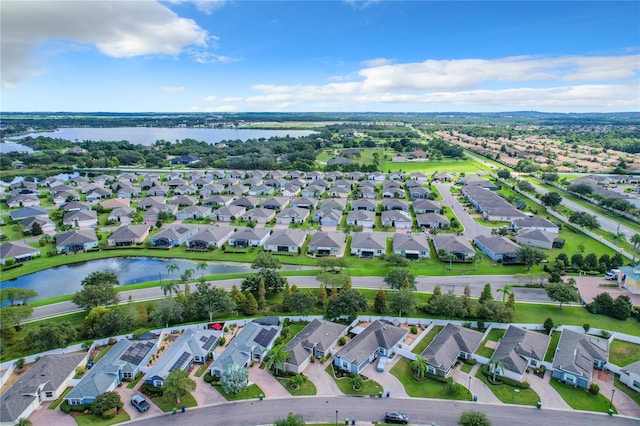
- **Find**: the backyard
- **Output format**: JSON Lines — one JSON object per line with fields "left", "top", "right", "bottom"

{"left": 411, "top": 325, "right": 443, "bottom": 354}
{"left": 609, "top": 340, "right": 640, "bottom": 367}
{"left": 475, "top": 328, "right": 505, "bottom": 358}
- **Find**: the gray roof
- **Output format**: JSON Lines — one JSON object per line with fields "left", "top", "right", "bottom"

{"left": 277, "top": 207, "right": 310, "bottom": 219}
{"left": 392, "top": 233, "right": 429, "bottom": 252}
{"left": 211, "top": 322, "right": 281, "bottom": 374}
{"left": 350, "top": 199, "right": 377, "bottom": 210}
{"left": 55, "top": 229, "right": 98, "bottom": 247}
{"left": 416, "top": 213, "right": 449, "bottom": 225}
{"left": 308, "top": 231, "right": 345, "bottom": 249}
{"left": 151, "top": 225, "right": 199, "bottom": 241}
{"left": 0, "top": 241, "right": 40, "bottom": 260}
{"left": 230, "top": 227, "right": 270, "bottom": 242}
{"left": 261, "top": 197, "right": 289, "bottom": 208}
{"left": 63, "top": 210, "right": 97, "bottom": 223}
{"left": 109, "top": 225, "right": 150, "bottom": 241}
{"left": 622, "top": 360, "right": 640, "bottom": 375}
{"left": 9, "top": 206, "right": 48, "bottom": 220}
{"left": 66, "top": 338, "right": 156, "bottom": 401}
{"left": 516, "top": 229, "right": 556, "bottom": 244}
{"left": 381, "top": 210, "right": 412, "bottom": 222}
{"left": 381, "top": 199, "right": 409, "bottom": 210}
{"left": 347, "top": 210, "right": 376, "bottom": 221}
{"left": 265, "top": 229, "right": 307, "bottom": 247}
{"left": 474, "top": 235, "right": 520, "bottom": 255}
{"left": 292, "top": 197, "right": 319, "bottom": 208}
{"left": 433, "top": 234, "right": 474, "bottom": 255}
{"left": 421, "top": 324, "right": 484, "bottom": 371}
{"left": 412, "top": 199, "right": 441, "bottom": 212}
{"left": 511, "top": 217, "right": 559, "bottom": 230}
{"left": 285, "top": 319, "right": 347, "bottom": 367}
{"left": 492, "top": 326, "right": 550, "bottom": 375}
{"left": 552, "top": 329, "right": 608, "bottom": 380}
{"left": 188, "top": 225, "right": 234, "bottom": 244}
{"left": 146, "top": 329, "right": 222, "bottom": 381}
{"left": 351, "top": 232, "right": 386, "bottom": 250}
{"left": 0, "top": 353, "right": 85, "bottom": 422}
{"left": 243, "top": 207, "right": 276, "bottom": 220}
{"left": 335, "top": 320, "right": 406, "bottom": 365}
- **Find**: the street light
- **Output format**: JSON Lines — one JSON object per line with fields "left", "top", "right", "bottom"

{"left": 335, "top": 410, "right": 338, "bottom": 426}
{"left": 468, "top": 375, "right": 472, "bottom": 395}
{"left": 610, "top": 388, "right": 615, "bottom": 410}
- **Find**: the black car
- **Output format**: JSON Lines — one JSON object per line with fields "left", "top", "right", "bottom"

{"left": 385, "top": 411, "right": 409, "bottom": 424}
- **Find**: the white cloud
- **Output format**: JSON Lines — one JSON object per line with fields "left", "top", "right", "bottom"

{"left": 162, "top": 86, "right": 185, "bottom": 93}
{"left": 166, "top": 0, "right": 227, "bottom": 15}
{"left": 361, "top": 57, "right": 393, "bottom": 67}
{"left": 201, "top": 95, "right": 218, "bottom": 101}
{"left": 344, "top": 0, "right": 381, "bottom": 10}
{"left": 191, "top": 50, "right": 240, "bottom": 64}
{"left": 1, "top": 0, "right": 209, "bottom": 88}
{"left": 223, "top": 96, "right": 243, "bottom": 102}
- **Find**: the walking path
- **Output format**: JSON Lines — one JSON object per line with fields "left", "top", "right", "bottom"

{"left": 450, "top": 364, "right": 501, "bottom": 404}
{"left": 28, "top": 401, "right": 77, "bottom": 426}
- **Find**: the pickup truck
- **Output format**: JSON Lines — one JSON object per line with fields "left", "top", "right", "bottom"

{"left": 130, "top": 395, "right": 150, "bottom": 412}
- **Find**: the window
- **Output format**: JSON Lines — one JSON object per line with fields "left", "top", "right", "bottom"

{"left": 45, "top": 392, "right": 54, "bottom": 398}
{"left": 530, "top": 360, "right": 537, "bottom": 367}
{"left": 123, "top": 372, "right": 132, "bottom": 379}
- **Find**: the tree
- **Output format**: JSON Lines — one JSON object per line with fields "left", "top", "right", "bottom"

{"left": 517, "top": 180, "right": 534, "bottom": 193}
{"left": 196, "top": 261, "right": 208, "bottom": 278}
{"left": 326, "top": 289, "right": 368, "bottom": 319}
{"left": 426, "top": 291, "right": 466, "bottom": 318}
{"left": 458, "top": 410, "right": 492, "bottom": 426}
{"left": 496, "top": 284, "right": 513, "bottom": 304}
{"left": 251, "top": 252, "right": 282, "bottom": 270}
{"left": 373, "top": 289, "right": 387, "bottom": 313}
{"left": 540, "top": 192, "right": 562, "bottom": 208}
{"left": 0, "top": 288, "right": 38, "bottom": 307}
{"left": 497, "top": 169, "right": 511, "bottom": 180}
{"left": 316, "top": 284, "right": 328, "bottom": 310}
{"left": 221, "top": 362, "right": 249, "bottom": 394}
{"left": 0, "top": 305, "right": 33, "bottom": 331}
{"left": 16, "top": 419, "right": 32, "bottom": 426}
{"left": 317, "top": 257, "right": 348, "bottom": 272}
{"left": 274, "top": 412, "right": 305, "bottom": 426}
{"left": 258, "top": 278, "right": 267, "bottom": 310}
{"left": 242, "top": 270, "right": 287, "bottom": 294}
{"left": 584, "top": 253, "right": 599, "bottom": 270}
{"left": 587, "top": 292, "right": 614, "bottom": 315}
{"left": 27, "top": 321, "right": 77, "bottom": 351}
{"left": 83, "top": 308, "right": 135, "bottom": 339}
{"left": 382, "top": 253, "right": 410, "bottom": 268}
{"left": 541, "top": 172, "right": 558, "bottom": 184}
{"left": 568, "top": 183, "right": 593, "bottom": 196}
{"left": 264, "top": 344, "right": 290, "bottom": 375}
{"left": 286, "top": 290, "right": 315, "bottom": 316}
{"left": 569, "top": 211, "right": 600, "bottom": 230}
{"left": 180, "top": 268, "right": 194, "bottom": 284}
{"left": 517, "top": 247, "right": 547, "bottom": 271}
{"left": 543, "top": 317, "right": 554, "bottom": 334}
{"left": 479, "top": 283, "right": 493, "bottom": 304}
{"left": 161, "top": 280, "right": 180, "bottom": 298}
{"left": 90, "top": 391, "right": 123, "bottom": 417}
{"left": 611, "top": 295, "right": 633, "bottom": 320}
{"left": 410, "top": 356, "right": 429, "bottom": 379}
{"left": 388, "top": 280, "right": 419, "bottom": 317}
{"left": 164, "top": 369, "right": 196, "bottom": 404}
{"left": 72, "top": 272, "right": 120, "bottom": 310}
{"left": 545, "top": 283, "right": 579, "bottom": 309}
{"left": 476, "top": 300, "right": 514, "bottom": 323}
{"left": 166, "top": 263, "right": 179, "bottom": 281}
{"left": 193, "top": 282, "right": 237, "bottom": 322}
{"left": 316, "top": 271, "right": 351, "bottom": 289}
{"left": 631, "top": 234, "right": 640, "bottom": 263}
{"left": 243, "top": 292, "right": 259, "bottom": 315}
{"left": 490, "top": 358, "right": 509, "bottom": 382}
{"left": 384, "top": 268, "right": 416, "bottom": 290}
{"left": 150, "top": 298, "right": 183, "bottom": 327}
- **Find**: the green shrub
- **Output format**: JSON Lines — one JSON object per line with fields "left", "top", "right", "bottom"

{"left": 480, "top": 365, "right": 530, "bottom": 389}
{"left": 410, "top": 325, "right": 418, "bottom": 334}
{"left": 102, "top": 408, "right": 117, "bottom": 419}
{"left": 140, "top": 383, "right": 163, "bottom": 397}
{"left": 338, "top": 336, "right": 347, "bottom": 346}
{"left": 60, "top": 401, "right": 89, "bottom": 414}
{"left": 204, "top": 372, "right": 214, "bottom": 383}
{"left": 219, "top": 337, "right": 226, "bottom": 346}
{"left": 589, "top": 383, "right": 600, "bottom": 396}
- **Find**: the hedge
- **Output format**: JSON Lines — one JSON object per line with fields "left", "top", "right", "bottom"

{"left": 140, "top": 383, "right": 163, "bottom": 397}
{"left": 480, "top": 364, "right": 531, "bottom": 389}
{"left": 60, "top": 401, "right": 90, "bottom": 414}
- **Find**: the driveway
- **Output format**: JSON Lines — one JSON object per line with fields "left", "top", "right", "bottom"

{"left": 360, "top": 355, "right": 408, "bottom": 398}
{"left": 189, "top": 366, "right": 226, "bottom": 406}
{"left": 450, "top": 364, "right": 501, "bottom": 405}
{"left": 593, "top": 370, "right": 640, "bottom": 418}
{"left": 303, "top": 360, "right": 343, "bottom": 396}
{"left": 116, "top": 381, "right": 164, "bottom": 420}
{"left": 28, "top": 401, "right": 77, "bottom": 426}
{"left": 433, "top": 182, "right": 492, "bottom": 240}
{"left": 526, "top": 371, "right": 570, "bottom": 410}
{"left": 247, "top": 363, "right": 290, "bottom": 398}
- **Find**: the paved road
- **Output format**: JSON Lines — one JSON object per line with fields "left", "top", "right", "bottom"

{"left": 29, "top": 274, "right": 551, "bottom": 321}
{"left": 433, "top": 182, "right": 493, "bottom": 240}
{"left": 122, "top": 396, "right": 639, "bottom": 426}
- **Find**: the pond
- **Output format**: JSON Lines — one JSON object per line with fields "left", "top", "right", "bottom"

{"left": 0, "top": 257, "right": 310, "bottom": 302}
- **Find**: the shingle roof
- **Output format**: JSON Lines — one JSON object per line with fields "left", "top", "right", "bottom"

{"left": 392, "top": 234, "right": 429, "bottom": 252}
{"left": 351, "top": 232, "right": 386, "bottom": 250}
{"left": 211, "top": 322, "right": 280, "bottom": 373}
{"left": 55, "top": 229, "right": 98, "bottom": 247}
{"left": 109, "top": 225, "right": 150, "bottom": 241}
{"left": 0, "top": 241, "right": 40, "bottom": 260}
{"left": 433, "top": 234, "right": 474, "bottom": 254}
{"left": 474, "top": 235, "right": 520, "bottom": 255}
{"left": 285, "top": 319, "right": 347, "bottom": 367}
{"left": 347, "top": 210, "right": 376, "bottom": 221}
{"left": 492, "top": 326, "right": 550, "bottom": 375}
{"left": 308, "top": 231, "right": 345, "bottom": 249}
{"left": 264, "top": 229, "right": 307, "bottom": 247}
{"left": 187, "top": 225, "right": 234, "bottom": 244}
{"left": 335, "top": 320, "right": 406, "bottom": 365}
{"left": 420, "top": 324, "right": 483, "bottom": 372}
{"left": 552, "top": 329, "right": 608, "bottom": 380}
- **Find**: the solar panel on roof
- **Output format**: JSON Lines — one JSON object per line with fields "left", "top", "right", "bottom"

{"left": 120, "top": 341, "right": 155, "bottom": 365}
{"left": 254, "top": 328, "right": 278, "bottom": 347}
{"left": 200, "top": 336, "right": 208, "bottom": 342}
{"left": 168, "top": 351, "right": 192, "bottom": 373}
{"left": 202, "top": 336, "right": 218, "bottom": 351}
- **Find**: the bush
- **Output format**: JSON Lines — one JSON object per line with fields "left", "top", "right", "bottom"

{"left": 410, "top": 325, "right": 418, "bottom": 334}
{"left": 459, "top": 410, "right": 492, "bottom": 426}
{"left": 338, "top": 336, "right": 347, "bottom": 346}
{"left": 102, "top": 408, "right": 117, "bottom": 419}
{"left": 204, "top": 372, "right": 214, "bottom": 383}
{"left": 219, "top": 337, "right": 226, "bottom": 346}
{"left": 60, "top": 401, "right": 89, "bottom": 414}
{"left": 589, "top": 383, "right": 600, "bottom": 396}
{"left": 140, "top": 383, "right": 163, "bottom": 397}
{"left": 480, "top": 365, "right": 530, "bottom": 389}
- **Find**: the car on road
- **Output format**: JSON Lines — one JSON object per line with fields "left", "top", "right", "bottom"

{"left": 131, "top": 395, "right": 150, "bottom": 412}
{"left": 385, "top": 411, "right": 409, "bottom": 424}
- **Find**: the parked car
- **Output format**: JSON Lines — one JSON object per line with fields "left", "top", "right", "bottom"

{"left": 131, "top": 395, "right": 150, "bottom": 412}
{"left": 384, "top": 411, "right": 409, "bottom": 424}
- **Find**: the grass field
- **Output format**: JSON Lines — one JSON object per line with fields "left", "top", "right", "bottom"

{"left": 543, "top": 331, "right": 561, "bottom": 363}
{"left": 549, "top": 378, "right": 617, "bottom": 413}
{"left": 213, "top": 383, "right": 264, "bottom": 401}
{"left": 277, "top": 376, "right": 317, "bottom": 396}
{"left": 390, "top": 358, "right": 472, "bottom": 400}
{"left": 382, "top": 159, "right": 483, "bottom": 174}
{"left": 326, "top": 364, "right": 383, "bottom": 396}
{"left": 474, "top": 370, "right": 539, "bottom": 406}
{"left": 151, "top": 391, "right": 198, "bottom": 412}
{"left": 411, "top": 325, "right": 443, "bottom": 354}
{"left": 74, "top": 411, "right": 131, "bottom": 426}
{"left": 609, "top": 340, "right": 640, "bottom": 367}
{"left": 476, "top": 328, "right": 505, "bottom": 358}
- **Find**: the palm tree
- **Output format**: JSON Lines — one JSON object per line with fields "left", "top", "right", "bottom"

{"left": 410, "top": 356, "right": 429, "bottom": 379}
{"left": 197, "top": 262, "right": 208, "bottom": 278}
{"left": 289, "top": 373, "right": 308, "bottom": 390}
{"left": 631, "top": 234, "right": 640, "bottom": 263}
{"left": 490, "top": 358, "right": 509, "bottom": 382}
{"left": 180, "top": 268, "right": 194, "bottom": 284}
{"left": 161, "top": 280, "right": 180, "bottom": 297}
{"left": 263, "top": 344, "right": 290, "bottom": 376}
{"left": 166, "top": 263, "right": 179, "bottom": 281}
{"left": 496, "top": 284, "right": 513, "bottom": 304}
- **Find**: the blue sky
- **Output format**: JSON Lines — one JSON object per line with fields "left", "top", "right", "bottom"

{"left": 1, "top": 0, "right": 639, "bottom": 112}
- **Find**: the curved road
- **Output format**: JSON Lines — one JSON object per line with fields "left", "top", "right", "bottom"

{"left": 29, "top": 274, "right": 550, "bottom": 321}
{"left": 122, "top": 396, "right": 638, "bottom": 426}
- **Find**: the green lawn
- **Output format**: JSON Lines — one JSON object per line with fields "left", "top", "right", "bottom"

{"left": 126, "top": 373, "right": 145, "bottom": 388}
{"left": 460, "top": 362, "right": 475, "bottom": 374}
{"left": 276, "top": 376, "right": 317, "bottom": 396}
{"left": 73, "top": 410, "right": 130, "bottom": 426}
{"left": 549, "top": 378, "right": 617, "bottom": 414}
{"left": 213, "top": 383, "right": 264, "bottom": 401}
{"left": 194, "top": 363, "right": 210, "bottom": 377}
{"left": 544, "top": 331, "right": 561, "bottom": 363}
{"left": 282, "top": 321, "right": 309, "bottom": 345}
{"left": 150, "top": 391, "right": 198, "bottom": 412}
{"left": 609, "top": 340, "right": 640, "bottom": 367}
{"left": 390, "top": 358, "right": 471, "bottom": 400}
{"left": 474, "top": 370, "right": 539, "bottom": 406}
{"left": 326, "top": 364, "right": 383, "bottom": 396}
{"left": 411, "top": 325, "right": 443, "bottom": 354}
{"left": 49, "top": 387, "right": 72, "bottom": 409}
{"left": 476, "top": 328, "right": 505, "bottom": 358}
{"left": 382, "top": 159, "right": 483, "bottom": 174}
{"left": 614, "top": 375, "right": 640, "bottom": 408}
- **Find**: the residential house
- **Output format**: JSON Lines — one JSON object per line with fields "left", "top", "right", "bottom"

{"left": 116, "top": 184, "right": 141, "bottom": 199}
{"left": 176, "top": 205, "right": 212, "bottom": 220}
{"left": 410, "top": 172, "right": 429, "bottom": 182}
{"left": 210, "top": 321, "right": 281, "bottom": 377}
{"left": 147, "top": 186, "right": 169, "bottom": 197}
{"left": 619, "top": 361, "right": 640, "bottom": 393}
{"left": 214, "top": 205, "right": 246, "bottom": 222}
{"left": 327, "top": 186, "right": 351, "bottom": 198}
{"left": 200, "top": 183, "right": 225, "bottom": 196}
{"left": 261, "top": 197, "right": 290, "bottom": 210}
{"left": 65, "top": 338, "right": 157, "bottom": 405}
{"left": 291, "top": 197, "right": 319, "bottom": 210}
{"left": 392, "top": 233, "right": 430, "bottom": 259}
{"left": 173, "top": 185, "right": 197, "bottom": 196}
{"left": 388, "top": 172, "right": 407, "bottom": 181}
{"left": 55, "top": 230, "right": 99, "bottom": 254}
{"left": 167, "top": 178, "right": 187, "bottom": 188}
{"left": 416, "top": 213, "right": 449, "bottom": 229}
{"left": 145, "top": 329, "right": 222, "bottom": 387}
{"left": 170, "top": 155, "right": 200, "bottom": 165}
{"left": 433, "top": 173, "right": 453, "bottom": 182}
{"left": 203, "top": 195, "right": 234, "bottom": 207}
{"left": 381, "top": 210, "right": 413, "bottom": 229}
{"left": 0, "top": 353, "right": 86, "bottom": 425}
{"left": 226, "top": 184, "right": 248, "bottom": 196}
{"left": 170, "top": 195, "right": 197, "bottom": 207}
{"left": 510, "top": 217, "right": 560, "bottom": 234}
{"left": 60, "top": 201, "right": 91, "bottom": 212}
{"left": 6, "top": 194, "right": 40, "bottom": 208}
{"left": 327, "top": 157, "right": 353, "bottom": 166}
{"left": 350, "top": 232, "right": 386, "bottom": 258}
{"left": 368, "top": 172, "right": 385, "bottom": 182}
{"left": 186, "top": 225, "right": 235, "bottom": 250}
{"left": 107, "top": 225, "right": 151, "bottom": 247}
{"left": 551, "top": 329, "right": 608, "bottom": 388}
{"left": 346, "top": 210, "right": 375, "bottom": 228}
{"left": 0, "top": 241, "right": 40, "bottom": 265}
{"left": 62, "top": 210, "right": 98, "bottom": 228}
{"left": 19, "top": 216, "right": 56, "bottom": 235}
{"left": 52, "top": 190, "right": 80, "bottom": 205}
{"left": 420, "top": 324, "right": 484, "bottom": 377}
{"left": 333, "top": 320, "right": 407, "bottom": 374}
{"left": 85, "top": 187, "right": 112, "bottom": 201}
{"left": 299, "top": 185, "right": 323, "bottom": 198}
{"left": 137, "top": 196, "right": 167, "bottom": 210}
{"left": 474, "top": 235, "right": 520, "bottom": 263}
{"left": 350, "top": 199, "right": 377, "bottom": 212}
{"left": 307, "top": 232, "right": 345, "bottom": 256}
{"left": 284, "top": 319, "right": 348, "bottom": 374}
{"left": 248, "top": 184, "right": 273, "bottom": 196}
{"left": 381, "top": 199, "right": 409, "bottom": 211}
{"left": 382, "top": 188, "right": 405, "bottom": 199}
{"left": 276, "top": 207, "right": 310, "bottom": 224}
{"left": 432, "top": 234, "right": 475, "bottom": 261}
{"left": 325, "top": 171, "right": 344, "bottom": 181}
{"left": 320, "top": 198, "right": 347, "bottom": 211}
{"left": 358, "top": 186, "right": 377, "bottom": 199}
{"left": 312, "top": 209, "right": 343, "bottom": 227}
{"left": 107, "top": 207, "right": 136, "bottom": 225}
{"left": 100, "top": 198, "right": 130, "bottom": 210}
{"left": 515, "top": 229, "right": 556, "bottom": 250}
{"left": 149, "top": 225, "right": 199, "bottom": 247}
{"left": 242, "top": 208, "right": 276, "bottom": 224}
{"left": 263, "top": 229, "right": 307, "bottom": 253}
{"left": 9, "top": 206, "right": 48, "bottom": 221}
{"left": 228, "top": 228, "right": 271, "bottom": 248}
{"left": 333, "top": 179, "right": 355, "bottom": 189}
{"left": 408, "top": 186, "right": 431, "bottom": 199}
{"left": 232, "top": 196, "right": 260, "bottom": 209}
{"left": 490, "top": 326, "right": 550, "bottom": 382}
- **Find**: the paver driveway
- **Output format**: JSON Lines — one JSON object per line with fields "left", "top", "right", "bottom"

{"left": 247, "top": 363, "right": 290, "bottom": 398}
{"left": 360, "top": 356, "right": 408, "bottom": 398}
{"left": 303, "top": 361, "right": 343, "bottom": 396}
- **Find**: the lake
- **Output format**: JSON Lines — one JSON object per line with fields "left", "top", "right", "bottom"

{"left": 0, "top": 257, "right": 311, "bottom": 302}
{"left": 0, "top": 141, "right": 35, "bottom": 153}
{"left": 10, "top": 127, "right": 318, "bottom": 146}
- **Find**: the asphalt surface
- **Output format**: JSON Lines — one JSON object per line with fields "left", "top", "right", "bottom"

{"left": 29, "top": 274, "right": 551, "bottom": 321}
{"left": 433, "top": 182, "right": 492, "bottom": 240}
{"left": 121, "top": 396, "right": 639, "bottom": 426}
